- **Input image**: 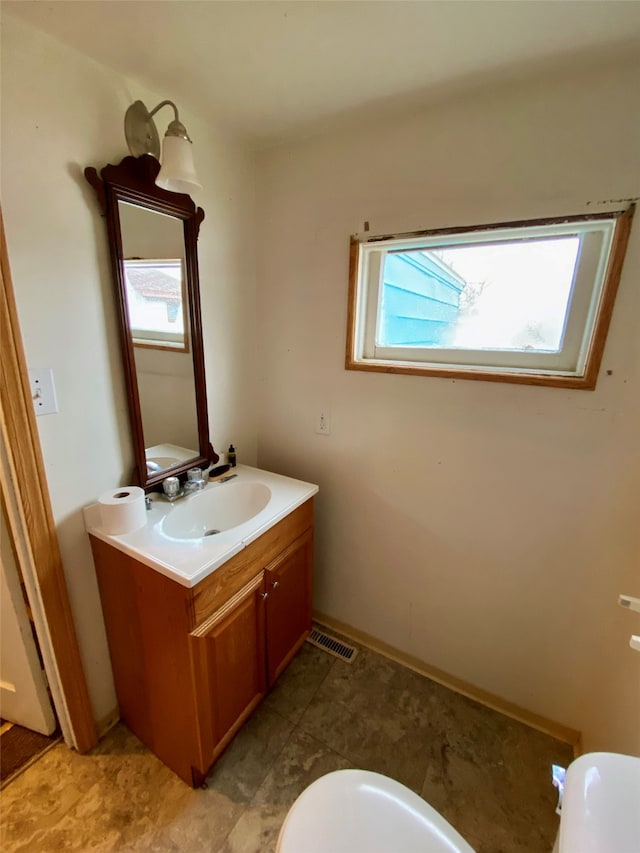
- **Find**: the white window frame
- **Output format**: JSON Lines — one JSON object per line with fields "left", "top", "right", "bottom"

{"left": 346, "top": 208, "right": 634, "bottom": 389}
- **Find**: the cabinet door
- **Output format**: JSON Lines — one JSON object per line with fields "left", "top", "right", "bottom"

{"left": 189, "top": 572, "right": 267, "bottom": 774}
{"left": 265, "top": 529, "right": 313, "bottom": 686}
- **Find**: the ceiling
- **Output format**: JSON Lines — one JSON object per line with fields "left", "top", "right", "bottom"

{"left": 5, "top": 1, "right": 640, "bottom": 148}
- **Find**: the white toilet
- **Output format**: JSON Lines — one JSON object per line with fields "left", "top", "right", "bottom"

{"left": 276, "top": 769, "right": 476, "bottom": 853}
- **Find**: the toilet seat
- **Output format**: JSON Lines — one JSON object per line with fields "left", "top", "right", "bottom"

{"left": 276, "top": 769, "right": 476, "bottom": 853}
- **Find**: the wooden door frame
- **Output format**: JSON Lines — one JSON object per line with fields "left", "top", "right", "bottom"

{"left": 0, "top": 209, "right": 97, "bottom": 753}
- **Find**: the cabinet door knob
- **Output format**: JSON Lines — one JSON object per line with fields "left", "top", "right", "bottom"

{"left": 272, "top": 581, "right": 280, "bottom": 589}
{"left": 260, "top": 592, "right": 269, "bottom": 600}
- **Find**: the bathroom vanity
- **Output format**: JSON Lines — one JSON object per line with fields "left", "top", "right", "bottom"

{"left": 86, "top": 466, "right": 317, "bottom": 786}
{"left": 84, "top": 153, "right": 320, "bottom": 786}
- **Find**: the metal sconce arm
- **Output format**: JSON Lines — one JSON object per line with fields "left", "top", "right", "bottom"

{"left": 124, "top": 99, "right": 192, "bottom": 158}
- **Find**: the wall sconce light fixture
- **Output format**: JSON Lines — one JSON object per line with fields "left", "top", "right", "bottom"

{"left": 124, "top": 99, "right": 201, "bottom": 194}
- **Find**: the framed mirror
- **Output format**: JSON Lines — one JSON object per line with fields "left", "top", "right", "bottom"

{"left": 85, "top": 155, "right": 217, "bottom": 491}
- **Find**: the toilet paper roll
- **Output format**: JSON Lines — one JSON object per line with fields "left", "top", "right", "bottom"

{"left": 98, "top": 486, "right": 147, "bottom": 535}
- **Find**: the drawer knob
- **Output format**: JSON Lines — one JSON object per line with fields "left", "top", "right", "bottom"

{"left": 260, "top": 592, "right": 269, "bottom": 600}
{"left": 272, "top": 581, "right": 280, "bottom": 589}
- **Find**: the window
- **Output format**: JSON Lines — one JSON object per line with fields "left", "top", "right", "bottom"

{"left": 123, "top": 259, "right": 189, "bottom": 352}
{"left": 346, "top": 208, "right": 634, "bottom": 388}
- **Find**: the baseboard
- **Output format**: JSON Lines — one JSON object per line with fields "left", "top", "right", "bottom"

{"left": 313, "top": 610, "right": 581, "bottom": 755}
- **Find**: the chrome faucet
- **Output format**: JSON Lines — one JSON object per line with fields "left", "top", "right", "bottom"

{"left": 162, "top": 468, "right": 206, "bottom": 502}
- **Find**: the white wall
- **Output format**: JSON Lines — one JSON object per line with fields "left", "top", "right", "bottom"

{"left": 1, "top": 14, "right": 258, "bottom": 724}
{"left": 256, "top": 56, "right": 640, "bottom": 754}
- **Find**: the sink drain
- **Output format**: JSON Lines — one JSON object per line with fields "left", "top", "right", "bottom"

{"left": 204, "top": 528, "right": 221, "bottom": 536}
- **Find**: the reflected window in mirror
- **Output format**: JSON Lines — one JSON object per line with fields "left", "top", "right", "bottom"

{"left": 119, "top": 200, "right": 189, "bottom": 353}
{"left": 124, "top": 259, "right": 189, "bottom": 352}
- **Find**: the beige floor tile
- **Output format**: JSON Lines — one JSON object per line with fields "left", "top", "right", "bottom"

{"left": 253, "top": 728, "right": 352, "bottom": 810}
{"left": 0, "top": 645, "right": 576, "bottom": 853}
{"left": 142, "top": 777, "right": 244, "bottom": 853}
{"left": 218, "top": 804, "right": 289, "bottom": 853}
{"left": 420, "top": 692, "right": 571, "bottom": 853}
{"left": 262, "top": 641, "right": 335, "bottom": 724}
{"left": 1, "top": 725, "right": 244, "bottom": 853}
{"left": 1, "top": 742, "right": 106, "bottom": 850}
{"left": 205, "top": 705, "right": 294, "bottom": 804}
{"left": 298, "top": 646, "right": 438, "bottom": 790}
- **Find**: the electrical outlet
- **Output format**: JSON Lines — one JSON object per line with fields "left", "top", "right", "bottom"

{"left": 315, "top": 410, "right": 331, "bottom": 435}
{"left": 28, "top": 368, "right": 59, "bottom": 416}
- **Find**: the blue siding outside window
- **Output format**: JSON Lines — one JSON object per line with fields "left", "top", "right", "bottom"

{"left": 379, "top": 252, "right": 465, "bottom": 347}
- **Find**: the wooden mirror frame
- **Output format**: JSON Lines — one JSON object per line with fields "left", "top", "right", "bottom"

{"left": 85, "top": 155, "right": 217, "bottom": 491}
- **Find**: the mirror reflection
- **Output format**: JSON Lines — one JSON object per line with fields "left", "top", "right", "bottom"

{"left": 118, "top": 201, "right": 199, "bottom": 476}
{"left": 85, "top": 153, "right": 215, "bottom": 490}
{"left": 123, "top": 259, "right": 186, "bottom": 351}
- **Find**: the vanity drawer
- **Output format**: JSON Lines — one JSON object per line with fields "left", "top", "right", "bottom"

{"left": 189, "top": 498, "right": 313, "bottom": 630}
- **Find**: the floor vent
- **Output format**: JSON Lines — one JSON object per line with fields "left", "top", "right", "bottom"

{"left": 306, "top": 628, "right": 358, "bottom": 663}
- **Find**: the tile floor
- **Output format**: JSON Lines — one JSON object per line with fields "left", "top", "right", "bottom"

{"left": 0, "top": 630, "right": 574, "bottom": 852}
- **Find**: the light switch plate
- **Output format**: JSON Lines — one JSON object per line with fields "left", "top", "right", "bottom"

{"left": 28, "top": 368, "right": 58, "bottom": 416}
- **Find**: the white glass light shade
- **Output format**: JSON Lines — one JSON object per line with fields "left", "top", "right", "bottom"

{"left": 156, "top": 136, "right": 202, "bottom": 195}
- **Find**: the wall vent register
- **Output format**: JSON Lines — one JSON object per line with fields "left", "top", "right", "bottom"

{"left": 307, "top": 628, "right": 358, "bottom": 663}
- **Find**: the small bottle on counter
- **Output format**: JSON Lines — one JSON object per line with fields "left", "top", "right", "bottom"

{"left": 227, "top": 444, "right": 236, "bottom": 467}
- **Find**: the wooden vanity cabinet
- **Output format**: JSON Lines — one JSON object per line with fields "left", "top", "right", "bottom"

{"left": 189, "top": 572, "right": 268, "bottom": 777}
{"left": 265, "top": 529, "right": 313, "bottom": 685}
{"left": 90, "top": 498, "right": 313, "bottom": 786}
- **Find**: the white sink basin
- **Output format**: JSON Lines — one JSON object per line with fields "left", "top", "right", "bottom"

{"left": 147, "top": 456, "right": 181, "bottom": 468}
{"left": 161, "top": 481, "right": 272, "bottom": 540}
{"left": 559, "top": 752, "right": 640, "bottom": 852}
{"left": 85, "top": 465, "right": 319, "bottom": 587}
{"left": 146, "top": 456, "right": 181, "bottom": 474}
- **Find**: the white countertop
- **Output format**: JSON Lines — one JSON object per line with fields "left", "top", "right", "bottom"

{"left": 84, "top": 465, "right": 318, "bottom": 588}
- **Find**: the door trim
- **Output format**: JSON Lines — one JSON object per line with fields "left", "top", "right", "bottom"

{"left": 0, "top": 209, "right": 97, "bottom": 753}
{"left": 0, "top": 499, "right": 57, "bottom": 734}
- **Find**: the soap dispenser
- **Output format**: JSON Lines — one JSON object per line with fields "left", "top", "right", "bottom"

{"left": 227, "top": 444, "right": 236, "bottom": 467}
